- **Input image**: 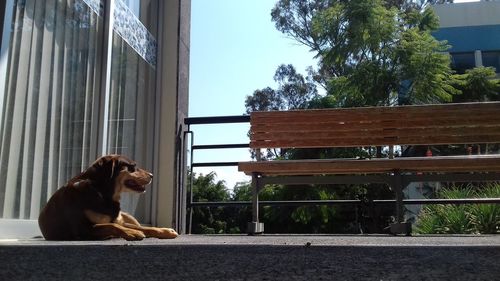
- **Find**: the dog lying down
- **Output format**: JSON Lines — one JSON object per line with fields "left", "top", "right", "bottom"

{"left": 38, "top": 154, "right": 178, "bottom": 240}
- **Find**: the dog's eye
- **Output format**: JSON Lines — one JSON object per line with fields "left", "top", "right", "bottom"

{"left": 128, "top": 165, "right": 136, "bottom": 172}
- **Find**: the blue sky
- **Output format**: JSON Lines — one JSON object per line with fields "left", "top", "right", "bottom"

{"left": 189, "top": 0, "right": 317, "bottom": 188}
{"left": 189, "top": 0, "right": 315, "bottom": 117}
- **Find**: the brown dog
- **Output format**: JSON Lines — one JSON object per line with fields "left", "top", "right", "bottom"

{"left": 38, "top": 154, "right": 178, "bottom": 240}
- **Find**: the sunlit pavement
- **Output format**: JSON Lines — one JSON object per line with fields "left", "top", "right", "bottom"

{"left": 1, "top": 235, "right": 499, "bottom": 280}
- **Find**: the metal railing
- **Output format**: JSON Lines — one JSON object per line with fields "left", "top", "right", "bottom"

{"left": 184, "top": 115, "right": 500, "bottom": 234}
{"left": 185, "top": 115, "right": 250, "bottom": 234}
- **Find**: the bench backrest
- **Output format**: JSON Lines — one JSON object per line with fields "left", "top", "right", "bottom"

{"left": 249, "top": 102, "right": 500, "bottom": 149}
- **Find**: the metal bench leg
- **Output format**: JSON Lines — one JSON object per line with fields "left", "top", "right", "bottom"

{"left": 389, "top": 170, "right": 412, "bottom": 236}
{"left": 247, "top": 173, "right": 264, "bottom": 235}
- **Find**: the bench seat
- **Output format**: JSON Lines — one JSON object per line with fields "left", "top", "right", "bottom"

{"left": 238, "top": 155, "right": 500, "bottom": 176}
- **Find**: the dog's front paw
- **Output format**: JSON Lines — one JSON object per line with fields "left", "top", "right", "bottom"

{"left": 154, "top": 228, "right": 178, "bottom": 239}
{"left": 123, "top": 229, "right": 146, "bottom": 241}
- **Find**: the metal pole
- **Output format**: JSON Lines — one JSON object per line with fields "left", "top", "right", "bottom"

{"left": 393, "top": 170, "right": 404, "bottom": 223}
{"left": 251, "top": 173, "right": 259, "bottom": 223}
{"left": 187, "top": 129, "right": 194, "bottom": 234}
{"left": 96, "top": 0, "right": 115, "bottom": 157}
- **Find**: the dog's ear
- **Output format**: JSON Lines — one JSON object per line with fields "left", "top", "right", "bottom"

{"left": 86, "top": 155, "right": 123, "bottom": 180}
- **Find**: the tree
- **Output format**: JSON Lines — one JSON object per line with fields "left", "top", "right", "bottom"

{"left": 452, "top": 67, "right": 500, "bottom": 103}
{"left": 188, "top": 172, "right": 234, "bottom": 234}
{"left": 245, "top": 64, "right": 318, "bottom": 113}
{"left": 269, "top": 0, "right": 458, "bottom": 106}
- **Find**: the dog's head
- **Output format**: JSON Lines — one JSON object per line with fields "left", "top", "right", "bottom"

{"left": 86, "top": 155, "right": 153, "bottom": 201}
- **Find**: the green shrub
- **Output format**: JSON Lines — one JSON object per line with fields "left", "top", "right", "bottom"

{"left": 469, "top": 184, "right": 500, "bottom": 234}
{"left": 414, "top": 184, "right": 500, "bottom": 234}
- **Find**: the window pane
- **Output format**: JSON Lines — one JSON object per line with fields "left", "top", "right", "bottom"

{"left": 108, "top": 33, "right": 156, "bottom": 159}
{"left": 482, "top": 51, "right": 500, "bottom": 72}
{"left": 450, "top": 52, "right": 475, "bottom": 74}
{"left": 106, "top": 0, "right": 158, "bottom": 223}
{"left": 119, "top": 0, "right": 158, "bottom": 35}
{"left": 0, "top": 0, "right": 103, "bottom": 219}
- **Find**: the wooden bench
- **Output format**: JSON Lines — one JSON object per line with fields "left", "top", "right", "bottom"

{"left": 238, "top": 102, "right": 500, "bottom": 235}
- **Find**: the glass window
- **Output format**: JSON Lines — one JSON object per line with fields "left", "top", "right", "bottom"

{"left": 450, "top": 52, "right": 476, "bottom": 74}
{"left": 0, "top": 0, "right": 103, "bottom": 219}
{"left": 0, "top": 0, "right": 161, "bottom": 233}
{"left": 103, "top": 0, "right": 158, "bottom": 223}
{"left": 482, "top": 51, "right": 500, "bottom": 73}
{"left": 119, "top": 0, "right": 158, "bottom": 35}
{"left": 107, "top": 33, "right": 156, "bottom": 222}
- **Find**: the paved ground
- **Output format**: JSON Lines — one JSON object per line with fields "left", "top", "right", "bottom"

{"left": 2, "top": 233, "right": 500, "bottom": 246}
{"left": 1, "top": 235, "right": 499, "bottom": 281}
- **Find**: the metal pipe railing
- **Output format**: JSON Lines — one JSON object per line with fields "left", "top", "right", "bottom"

{"left": 185, "top": 115, "right": 250, "bottom": 234}
{"left": 189, "top": 198, "right": 500, "bottom": 207}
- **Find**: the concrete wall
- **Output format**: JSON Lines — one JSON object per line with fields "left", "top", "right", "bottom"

{"left": 433, "top": 2, "right": 500, "bottom": 54}
{"left": 154, "top": 0, "right": 190, "bottom": 232}
{"left": 433, "top": 1, "right": 500, "bottom": 28}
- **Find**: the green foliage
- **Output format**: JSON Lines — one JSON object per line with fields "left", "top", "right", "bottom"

{"left": 190, "top": 172, "right": 230, "bottom": 202}
{"left": 188, "top": 172, "right": 232, "bottom": 234}
{"left": 415, "top": 184, "right": 500, "bottom": 234}
{"left": 469, "top": 184, "right": 500, "bottom": 234}
{"left": 451, "top": 67, "right": 500, "bottom": 103}
{"left": 396, "top": 27, "right": 459, "bottom": 104}
{"left": 189, "top": 171, "right": 395, "bottom": 234}
{"left": 245, "top": 64, "right": 318, "bottom": 113}
{"left": 267, "top": 0, "right": 459, "bottom": 107}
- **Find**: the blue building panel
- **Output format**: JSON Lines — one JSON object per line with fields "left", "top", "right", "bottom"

{"left": 433, "top": 25, "right": 500, "bottom": 53}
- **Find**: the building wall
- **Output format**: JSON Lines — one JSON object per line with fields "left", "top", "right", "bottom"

{"left": 433, "top": 25, "right": 500, "bottom": 53}
{"left": 434, "top": 1, "right": 500, "bottom": 29}
{"left": 155, "top": 0, "right": 190, "bottom": 233}
{"left": 432, "top": 1, "right": 500, "bottom": 74}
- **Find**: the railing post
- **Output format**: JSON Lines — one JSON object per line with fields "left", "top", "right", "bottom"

{"left": 251, "top": 173, "right": 260, "bottom": 223}
{"left": 247, "top": 164, "right": 264, "bottom": 235}
{"left": 389, "top": 170, "right": 412, "bottom": 236}
{"left": 394, "top": 170, "right": 404, "bottom": 223}
{"left": 187, "top": 129, "right": 194, "bottom": 235}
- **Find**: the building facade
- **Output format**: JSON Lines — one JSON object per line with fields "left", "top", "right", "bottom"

{"left": 433, "top": 1, "right": 500, "bottom": 74}
{"left": 0, "top": 0, "right": 190, "bottom": 238}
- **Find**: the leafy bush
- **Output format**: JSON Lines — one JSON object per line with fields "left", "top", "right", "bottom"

{"left": 415, "top": 184, "right": 500, "bottom": 234}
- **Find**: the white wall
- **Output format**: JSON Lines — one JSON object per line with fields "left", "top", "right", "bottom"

{"left": 434, "top": 1, "right": 500, "bottom": 28}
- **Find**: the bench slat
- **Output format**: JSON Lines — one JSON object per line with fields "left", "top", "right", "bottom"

{"left": 251, "top": 120, "right": 500, "bottom": 135}
{"left": 252, "top": 135, "right": 500, "bottom": 148}
{"left": 251, "top": 102, "right": 500, "bottom": 120}
{"left": 249, "top": 102, "right": 500, "bottom": 149}
{"left": 252, "top": 126, "right": 500, "bottom": 140}
{"left": 238, "top": 155, "right": 500, "bottom": 176}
